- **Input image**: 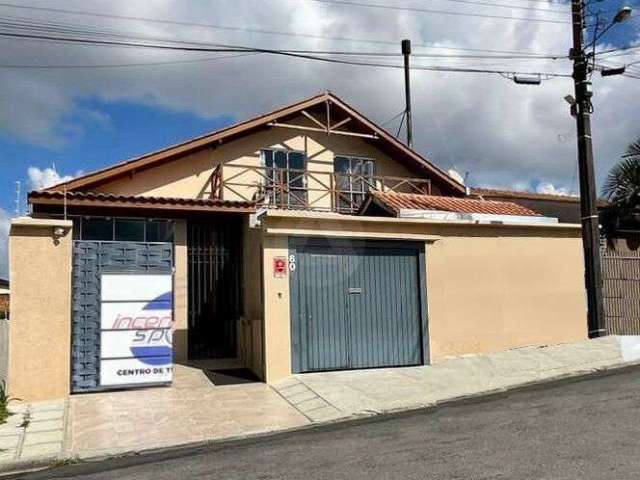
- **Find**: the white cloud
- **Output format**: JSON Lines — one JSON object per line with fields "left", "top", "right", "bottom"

{"left": 27, "top": 167, "right": 76, "bottom": 191}
{"left": 0, "top": 208, "right": 9, "bottom": 280}
{"left": 0, "top": 0, "right": 638, "bottom": 191}
{"left": 535, "top": 182, "right": 571, "bottom": 196}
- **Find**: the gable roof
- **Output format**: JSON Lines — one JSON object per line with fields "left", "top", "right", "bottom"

{"left": 361, "top": 191, "right": 540, "bottom": 217}
{"left": 42, "top": 91, "right": 465, "bottom": 195}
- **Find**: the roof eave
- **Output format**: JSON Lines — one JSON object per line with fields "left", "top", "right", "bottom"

{"left": 42, "top": 91, "right": 466, "bottom": 196}
{"left": 29, "top": 193, "right": 256, "bottom": 214}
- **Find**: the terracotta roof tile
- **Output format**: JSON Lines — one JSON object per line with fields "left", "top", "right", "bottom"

{"left": 367, "top": 191, "right": 540, "bottom": 216}
{"left": 29, "top": 190, "right": 256, "bottom": 212}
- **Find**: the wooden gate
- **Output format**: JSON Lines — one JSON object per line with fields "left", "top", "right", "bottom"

{"left": 602, "top": 246, "right": 640, "bottom": 335}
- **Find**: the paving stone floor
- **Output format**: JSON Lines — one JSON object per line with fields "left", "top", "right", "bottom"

{"left": 0, "top": 399, "right": 67, "bottom": 464}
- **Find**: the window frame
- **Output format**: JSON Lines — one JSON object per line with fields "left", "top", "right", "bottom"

{"left": 261, "top": 148, "right": 308, "bottom": 208}
{"left": 63, "top": 215, "right": 175, "bottom": 243}
{"left": 333, "top": 155, "right": 376, "bottom": 212}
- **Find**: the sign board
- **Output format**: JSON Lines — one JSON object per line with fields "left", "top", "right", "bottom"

{"left": 100, "top": 273, "right": 173, "bottom": 387}
{"left": 273, "top": 256, "right": 287, "bottom": 278}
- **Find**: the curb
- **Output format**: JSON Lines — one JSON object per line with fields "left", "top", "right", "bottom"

{"left": 3, "top": 360, "right": 640, "bottom": 478}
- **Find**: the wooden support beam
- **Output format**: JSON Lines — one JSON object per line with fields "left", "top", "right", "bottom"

{"left": 301, "top": 110, "right": 327, "bottom": 130}
{"left": 330, "top": 117, "right": 352, "bottom": 130}
{"left": 267, "top": 122, "right": 378, "bottom": 139}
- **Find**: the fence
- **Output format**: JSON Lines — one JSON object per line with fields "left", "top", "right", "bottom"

{"left": 212, "top": 165, "right": 432, "bottom": 214}
{"left": 601, "top": 246, "right": 640, "bottom": 335}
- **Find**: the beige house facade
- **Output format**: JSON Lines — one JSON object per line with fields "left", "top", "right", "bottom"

{"left": 8, "top": 92, "right": 587, "bottom": 401}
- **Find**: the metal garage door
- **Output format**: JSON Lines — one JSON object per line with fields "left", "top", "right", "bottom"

{"left": 290, "top": 238, "right": 428, "bottom": 373}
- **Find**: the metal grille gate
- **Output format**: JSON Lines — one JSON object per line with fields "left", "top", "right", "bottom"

{"left": 187, "top": 219, "right": 243, "bottom": 359}
{"left": 71, "top": 241, "right": 173, "bottom": 392}
{"left": 602, "top": 247, "right": 640, "bottom": 335}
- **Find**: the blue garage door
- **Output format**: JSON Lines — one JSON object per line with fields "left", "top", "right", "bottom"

{"left": 290, "top": 238, "right": 428, "bottom": 373}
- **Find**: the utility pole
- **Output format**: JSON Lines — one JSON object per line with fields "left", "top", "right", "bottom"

{"left": 570, "top": 0, "right": 605, "bottom": 337}
{"left": 402, "top": 39, "right": 413, "bottom": 148}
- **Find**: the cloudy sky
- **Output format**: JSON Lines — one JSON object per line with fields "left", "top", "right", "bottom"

{"left": 0, "top": 0, "right": 639, "bottom": 277}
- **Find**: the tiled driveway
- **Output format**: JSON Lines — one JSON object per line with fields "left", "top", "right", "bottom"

{"left": 69, "top": 364, "right": 309, "bottom": 459}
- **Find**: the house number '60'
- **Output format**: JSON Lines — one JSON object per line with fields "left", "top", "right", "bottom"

{"left": 289, "top": 255, "right": 296, "bottom": 271}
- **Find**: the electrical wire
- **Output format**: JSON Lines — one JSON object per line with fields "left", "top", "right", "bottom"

{"left": 304, "top": 0, "right": 570, "bottom": 23}
{"left": 0, "top": 16, "right": 567, "bottom": 60}
{"left": 381, "top": 110, "right": 408, "bottom": 126}
{"left": 416, "top": 0, "right": 569, "bottom": 13}
{"left": 0, "top": 52, "right": 257, "bottom": 69}
{"left": 0, "top": 29, "right": 573, "bottom": 78}
{"left": 395, "top": 112, "right": 407, "bottom": 139}
{"left": 595, "top": 44, "right": 640, "bottom": 58}
{"left": 0, "top": 1, "right": 568, "bottom": 57}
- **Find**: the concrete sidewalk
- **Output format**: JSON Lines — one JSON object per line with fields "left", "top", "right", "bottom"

{"left": 2, "top": 336, "right": 640, "bottom": 474}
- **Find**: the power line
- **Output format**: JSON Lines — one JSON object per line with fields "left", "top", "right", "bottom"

{"left": 416, "top": 0, "right": 569, "bottom": 13}
{"left": 0, "top": 52, "right": 257, "bottom": 69}
{"left": 0, "top": 17, "right": 566, "bottom": 60}
{"left": 595, "top": 44, "right": 640, "bottom": 58}
{"left": 0, "top": 29, "right": 572, "bottom": 77}
{"left": 305, "top": 0, "right": 570, "bottom": 23}
{"left": 0, "top": 1, "right": 566, "bottom": 55}
{"left": 471, "top": 0, "right": 574, "bottom": 5}
{"left": 299, "top": 0, "right": 570, "bottom": 13}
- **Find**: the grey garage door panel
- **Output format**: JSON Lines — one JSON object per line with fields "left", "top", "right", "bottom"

{"left": 290, "top": 238, "right": 428, "bottom": 373}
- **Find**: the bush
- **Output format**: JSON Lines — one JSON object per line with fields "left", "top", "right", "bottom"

{"left": 0, "top": 382, "right": 9, "bottom": 424}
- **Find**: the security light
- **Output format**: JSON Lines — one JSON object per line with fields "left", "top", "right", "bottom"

{"left": 564, "top": 95, "right": 576, "bottom": 105}
{"left": 613, "top": 6, "right": 632, "bottom": 23}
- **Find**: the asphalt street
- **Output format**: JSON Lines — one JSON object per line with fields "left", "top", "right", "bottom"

{"left": 16, "top": 368, "right": 640, "bottom": 480}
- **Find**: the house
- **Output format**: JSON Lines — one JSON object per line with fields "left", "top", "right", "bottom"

{"left": 0, "top": 278, "right": 8, "bottom": 318}
{"left": 473, "top": 188, "right": 586, "bottom": 223}
{"left": 8, "top": 92, "right": 588, "bottom": 401}
{"left": 472, "top": 188, "right": 610, "bottom": 224}
{"left": 474, "top": 187, "right": 639, "bottom": 249}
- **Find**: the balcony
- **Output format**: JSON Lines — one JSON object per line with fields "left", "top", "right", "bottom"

{"left": 210, "top": 164, "right": 432, "bottom": 214}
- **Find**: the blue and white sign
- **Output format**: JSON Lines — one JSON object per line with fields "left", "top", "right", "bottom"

{"left": 100, "top": 273, "right": 173, "bottom": 387}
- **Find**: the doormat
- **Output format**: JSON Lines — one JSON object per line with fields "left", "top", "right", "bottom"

{"left": 205, "top": 368, "right": 261, "bottom": 386}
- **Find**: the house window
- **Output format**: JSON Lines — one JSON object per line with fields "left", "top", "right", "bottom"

{"left": 115, "top": 219, "right": 145, "bottom": 241}
{"left": 146, "top": 219, "right": 175, "bottom": 242}
{"left": 82, "top": 217, "right": 113, "bottom": 241}
{"left": 334, "top": 156, "right": 375, "bottom": 212}
{"left": 76, "top": 217, "right": 174, "bottom": 242}
{"left": 262, "top": 149, "right": 307, "bottom": 208}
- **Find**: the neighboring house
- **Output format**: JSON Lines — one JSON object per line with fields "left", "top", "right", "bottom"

{"left": 0, "top": 278, "right": 8, "bottom": 318}
{"left": 472, "top": 187, "right": 610, "bottom": 224}
{"left": 8, "top": 92, "right": 588, "bottom": 401}
{"left": 472, "top": 188, "right": 585, "bottom": 223}
{"left": 473, "top": 187, "right": 639, "bottom": 249}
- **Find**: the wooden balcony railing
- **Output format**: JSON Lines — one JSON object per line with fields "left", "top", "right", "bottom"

{"left": 211, "top": 165, "right": 431, "bottom": 214}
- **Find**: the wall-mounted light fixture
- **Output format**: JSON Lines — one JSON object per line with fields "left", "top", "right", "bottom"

{"left": 52, "top": 226, "right": 69, "bottom": 245}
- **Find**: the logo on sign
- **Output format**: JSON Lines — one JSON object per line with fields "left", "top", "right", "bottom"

{"left": 109, "top": 291, "right": 172, "bottom": 366}
{"left": 274, "top": 256, "right": 287, "bottom": 278}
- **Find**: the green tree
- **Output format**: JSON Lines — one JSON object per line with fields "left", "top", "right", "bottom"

{"left": 602, "top": 139, "right": 640, "bottom": 234}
